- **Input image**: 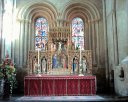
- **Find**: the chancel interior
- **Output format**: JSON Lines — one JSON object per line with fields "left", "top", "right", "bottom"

{"left": 0, "top": 0, "right": 128, "bottom": 98}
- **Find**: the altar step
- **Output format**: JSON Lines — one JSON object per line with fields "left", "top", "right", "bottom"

{"left": 9, "top": 95, "right": 128, "bottom": 102}
{"left": 15, "top": 96, "right": 103, "bottom": 102}
{"left": 1, "top": 95, "right": 128, "bottom": 102}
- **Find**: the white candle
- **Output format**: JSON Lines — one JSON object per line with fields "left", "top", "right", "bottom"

{"left": 38, "top": 48, "right": 40, "bottom": 65}
{"left": 80, "top": 46, "right": 82, "bottom": 65}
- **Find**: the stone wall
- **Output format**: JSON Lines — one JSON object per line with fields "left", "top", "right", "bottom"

{"left": 104, "top": 0, "right": 128, "bottom": 95}
{"left": 114, "top": 57, "right": 128, "bottom": 96}
{"left": 0, "top": 0, "right": 3, "bottom": 62}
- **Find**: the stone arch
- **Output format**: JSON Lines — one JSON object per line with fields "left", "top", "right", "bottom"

{"left": 17, "top": 1, "right": 58, "bottom": 27}
{"left": 61, "top": 0, "right": 101, "bottom": 66}
{"left": 62, "top": 1, "right": 100, "bottom": 21}
{"left": 16, "top": 1, "right": 58, "bottom": 67}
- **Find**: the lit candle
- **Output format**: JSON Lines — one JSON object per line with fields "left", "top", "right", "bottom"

{"left": 38, "top": 48, "right": 40, "bottom": 65}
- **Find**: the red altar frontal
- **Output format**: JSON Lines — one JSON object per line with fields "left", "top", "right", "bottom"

{"left": 24, "top": 75, "right": 96, "bottom": 96}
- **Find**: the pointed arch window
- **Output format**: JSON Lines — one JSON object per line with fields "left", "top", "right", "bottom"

{"left": 72, "top": 17, "right": 84, "bottom": 50}
{"left": 35, "top": 17, "right": 48, "bottom": 50}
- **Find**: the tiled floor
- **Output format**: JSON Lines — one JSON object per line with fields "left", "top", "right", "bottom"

{"left": 0, "top": 95, "right": 128, "bottom": 102}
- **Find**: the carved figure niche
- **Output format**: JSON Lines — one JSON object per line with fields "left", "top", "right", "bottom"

{"left": 41, "top": 57, "right": 47, "bottom": 74}
{"left": 72, "top": 56, "right": 79, "bottom": 74}
{"left": 32, "top": 56, "right": 38, "bottom": 73}
{"left": 82, "top": 56, "right": 88, "bottom": 74}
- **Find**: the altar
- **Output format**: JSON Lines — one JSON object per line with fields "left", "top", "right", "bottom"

{"left": 24, "top": 75, "right": 96, "bottom": 96}
{"left": 25, "top": 19, "right": 96, "bottom": 96}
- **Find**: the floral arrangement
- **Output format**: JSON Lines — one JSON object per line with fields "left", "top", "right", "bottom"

{"left": 0, "top": 54, "right": 16, "bottom": 94}
{"left": 0, "top": 54, "right": 16, "bottom": 98}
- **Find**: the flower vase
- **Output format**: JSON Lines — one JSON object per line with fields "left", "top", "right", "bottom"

{"left": 3, "top": 79, "right": 11, "bottom": 100}
{"left": 0, "top": 79, "right": 4, "bottom": 96}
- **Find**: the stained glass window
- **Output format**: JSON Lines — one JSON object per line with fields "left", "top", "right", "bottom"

{"left": 72, "top": 17, "right": 84, "bottom": 50}
{"left": 35, "top": 17, "right": 48, "bottom": 50}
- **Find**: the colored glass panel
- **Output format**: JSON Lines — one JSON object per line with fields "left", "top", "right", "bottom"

{"left": 35, "top": 17, "right": 48, "bottom": 50}
{"left": 72, "top": 17, "right": 84, "bottom": 50}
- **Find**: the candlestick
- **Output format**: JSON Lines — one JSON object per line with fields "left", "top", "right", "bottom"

{"left": 79, "top": 46, "right": 81, "bottom": 65}
{"left": 38, "top": 48, "right": 40, "bottom": 65}
{"left": 79, "top": 45, "right": 84, "bottom": 76}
